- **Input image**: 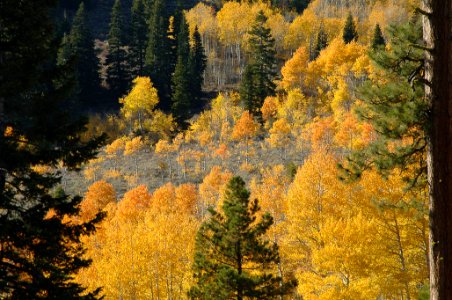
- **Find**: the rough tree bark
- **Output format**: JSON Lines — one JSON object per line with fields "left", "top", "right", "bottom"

{"left": 423, "top": 0, "right": 452, "bottom": 299}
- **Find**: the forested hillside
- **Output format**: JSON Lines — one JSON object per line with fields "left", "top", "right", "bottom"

{"left": 63, "top": 0, "right": 430, "bottom": 298}
{"left": 2, "top": 0, "right": 451, "bottom": 299}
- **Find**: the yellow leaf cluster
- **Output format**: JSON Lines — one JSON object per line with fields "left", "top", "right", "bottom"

{"left": 119, "top": 77, "right": 158, "bottom": 120}
{"left": 76, "top": 181, "right": 201, "bottom": 298}
{"left": 231, "top": 111, "right": 259, "bottom": 141}
{"left": 105, "top": 137, "right": 126, "bottom": 156}
{"left": 280, "top": 46, "right": 309, "bottom": 91}
{"left": 266, "top": 118, "right": 291, "bottom": 150}
{"left": 80, "top": 180, "right": 116, "bottom": 222}
{"left": 284, "top": 149, "right": 428, "bottom": 299}
{"left": 124, "top": 136, "right": 144, "bottom": 156}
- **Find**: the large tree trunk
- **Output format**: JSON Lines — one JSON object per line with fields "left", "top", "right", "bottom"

{"left": 423, "top": 0, "right": 452, "bottom": 299}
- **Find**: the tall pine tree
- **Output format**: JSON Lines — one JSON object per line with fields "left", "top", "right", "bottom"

{"left": 130, "top": 0, "right": 148, "bottom": 77}
{"left": 106, "top": 0, "right": 129, "bottom": 100}
{"left": 0, "top": 0, "right": 104, "bottom": 298}
{"left": 58, "top": 2, "right": 101, "bottom": 111}
{"left": 371, "top": 23, "right": 386, "bottom": 50}
{"left": 188, "top": 26, "right": 207, "bottom": 109}
{"left": 57, "top": 33, "right": 72, "bottom": 65}
{"left": 171, "top": 14, "right": 192, "bottom": 126}
{"left": 240, "top": 10, "right": 277, "bottom": 117}
{"left": 145, "top": 0, "right": 173, "bottom": 110}
{"left": 342, "top": 12, "right": 358, "bottom": 44}
{"left": 188, "top": 176, "right": 296, "bottom": 300}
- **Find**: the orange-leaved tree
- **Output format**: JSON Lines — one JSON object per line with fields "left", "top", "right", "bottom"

{"left": 231, "top": 111, "right": 259, "bottom": 164}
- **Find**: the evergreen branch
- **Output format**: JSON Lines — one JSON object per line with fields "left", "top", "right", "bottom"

{"left": 418, "top": 78, "right": 433, "bottom": 88}
{"left": 414, "top": 7, "right": 432, "bottom": 17}
{"left": 408, "top": 64, "right": 424, "bottom": 88}
{"left": 410, "top": 43, "right": 434, "bottom": 53}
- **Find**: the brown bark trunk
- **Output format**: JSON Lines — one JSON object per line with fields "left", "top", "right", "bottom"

{"left": 423, "top": 0, "right": 452, "bottom": 299}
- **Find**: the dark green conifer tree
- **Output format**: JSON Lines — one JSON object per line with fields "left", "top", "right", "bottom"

{"left": 176, "top": 14, "right": 190, "bottom": 61}
{"left": 171, "top": 15, "right": 192, "bottom": 126}
{"left": 143, "top": 0, "right": 154, "bottom": 19}
{"left": 0, "top": 0, "right": 104, "bottom": 298}
{"left": 188, "top": 176, "right": 296, "bottom": 300}
{"left": 145, "top": 0, "right": 173, "bottom": 110}
{"left": 59, "top": 2, "right": 101, "bottom": 111}
{"left": 188, "top": 26, "right": 207, "bottom": 109}
{"left": 312, "top": 24, "right": 328, "bottom": 60}
{"left": 240, "top": 66, "right": 258, "bottom": 112}
{"left": 371, "top": 23, "right": 386, "bottom": 50}
{"left": 56, "top": 9, "right": 72, "bottom": 39}
{"left": 106, "top": 0, "right": 129, "bottom": 100}
{"left": 130, "top": 0, "right": 148, "bottom": 76}
{"left": 342, "top": 12, "right": 358, "bottom": 44}
{"left": 289, "top": 0, "right": 311, "bottom": 13}
{"left": 57, "top": 33, "right": 72, "bottom": 65}
{"left": 239, "top": 10, "right": 277, "bottom": 117}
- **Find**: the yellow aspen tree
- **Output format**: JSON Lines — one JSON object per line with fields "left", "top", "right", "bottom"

{"left": 117, "top": 185, "right": 152, "bottom": 222}
{"left": 261, "top": 96, "right": 279, "bottom": 127}
{"left": 119, "top": 76, "right": 159, "bottom": 133}
{"left": 155, "top": 139, "right": 177, "bottom": 178}
{"left": 145, "top": 109, "right": 176, "bottom": 140}
{"left": 185, "top": 2, "right": 217, "bottom": 39}
{"left": 284, "top": 8, "right": 318, "bottom": 52}
{"left": 213, "top": 143, "right": 230, "bottom": 161}
{"left": 284, "top": 149, "right": 341, "bottom": 295}
{"left": 150, "top": 182, "right": 176, "bottom": 214}
{"left": 216, "top": 1, "right": 252, "bottom": 61}
{"left": 78, "top": 182, "right": 199, "bottom": 299}
{"left": 334, "top": 112, "right": 374, "bottom": 151}
{"left": 280, "top": 46, "right": 309, "bottom": 91}
{"left": 265, "top": 12, "right": 288, "bottom": 55}
{"left": 186, "top": 113, "right": 216, "bottom": 170}
{"left": 80, "top": 180, "right": 116, "bottom": 222}
{"left": 304, "top": 116, "right": 336, "bottom": 150}
{"left": 359, "top": 170, "right": 429, "bottom": 299}
{"left": 176, "top": 149, "right": 190, "bottom": 179}
{"left": 304, "top": 38, "right": 370, "bottom": 116}
{"left": 285, "top": 149, "right": 339, "bottom": 255}
{"left": 175, "top": 183, "right": 198, "bottom": 215}
{"left": 250, "top": 165, "right": 291, "bottom": 283}
{"left": 124, "top": 136, "right": 145, "bottom": 176}
{"left": 105, "top": 136, "right": 126, "bottom": 170}
{"left": 134, "top": 211, "right": 199, "bottom": 299}
{"left": 285, "top": 149, "right": 379, "bottom": 299}
{"left": 231, "top": 111, "right": 259, "bottom": 164}
{"left": 198, "top": 166, "right": 233, "bottom": 218}
{"left": 266, "top": 118, "right": 292, "bottom": 160}
{"left": 302, "top": 214, "right": 380, "bottom": 299}
{"left": 187, "top": 111, "right": 217, "bottom": 144}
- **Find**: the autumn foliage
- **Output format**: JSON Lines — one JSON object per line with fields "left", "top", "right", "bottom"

{"left": 72, "top": 1, "right": 428, "bottom": 299}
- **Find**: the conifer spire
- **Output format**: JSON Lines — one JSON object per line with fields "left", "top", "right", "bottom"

{"left": 343, "top": 12, "right": 358, "bottom": 44}
{"left": 189, "top": 176, "right": 297, "bottom": 299}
